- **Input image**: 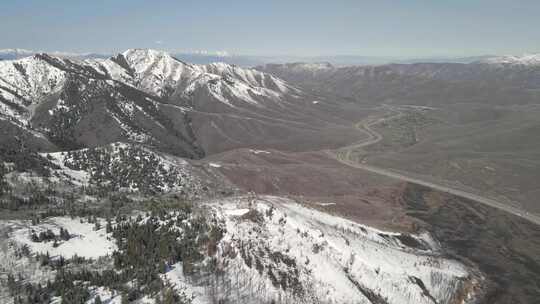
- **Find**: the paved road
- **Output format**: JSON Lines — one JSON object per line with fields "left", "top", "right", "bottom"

{"left": 340, "top": 107, "right": 403, "bottom": 160}
{"left": 328, "top": 108, "right": 540, "bottom": 226}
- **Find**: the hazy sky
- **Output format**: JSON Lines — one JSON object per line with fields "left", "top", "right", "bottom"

{"left": 2, "top": 0, "right": 539, "bottom": 57}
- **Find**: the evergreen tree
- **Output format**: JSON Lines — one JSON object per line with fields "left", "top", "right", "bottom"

{"left": 0, "top": 162, "right": 9, "bottom": 196}
{"left": 7, "top": 273, "right": 16, "bottom": 294}
{"left": 94, "top": 220, "right": 101, "bottom": 231}
{"left": 106, "top": 217, "right": 113, "bottom": 233}
{"left": 94, "top": 295, "right": 102, "bottom": 304}
{"left": 121, "top": 292, "right": 129, "bottom": 304}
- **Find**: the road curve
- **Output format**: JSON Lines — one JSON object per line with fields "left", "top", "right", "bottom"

{"left": 328, "top": 109, "right": 540, "bottom": 226}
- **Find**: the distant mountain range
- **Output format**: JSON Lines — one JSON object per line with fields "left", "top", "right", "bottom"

{"left": 0, "top": 48, "right": 111, "bottom": 60}
{"left": 257, "top": 57, "right": 540, "bottom": 107}
{"left": 3, "top": 48, "right": 539, "bottom": 67}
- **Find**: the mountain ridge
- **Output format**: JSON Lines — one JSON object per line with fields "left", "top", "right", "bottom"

{"left": 0, "top": 49, "right": 364, "bottom": 158}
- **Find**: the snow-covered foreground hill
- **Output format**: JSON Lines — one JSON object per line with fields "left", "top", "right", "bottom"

{"left": 1, "top": 196, "right": 482, "bottom": 304}
{"left": 3, "top": 141, "right": 235, "bottom": 203}
{"left": 1, "top": 195, "right": 481, "bottom": 304}
{"left": 185, "top": 196, "right": 482, "bottom": 304}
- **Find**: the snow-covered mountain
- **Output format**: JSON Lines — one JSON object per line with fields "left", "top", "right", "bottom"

{"left": 102, "top": 49, "right": 295, "bottom": 104}
{"left": 0, "top": 49, "right": 364, "bottom": 157}
{"left": 0, "top": 49, "right": 295, "bottom": 113}
{"left": 0, "top": 53, "right": 204, "bottom": 156}
{"left": 0, "top": 55, "right": 66, "bottom": 118}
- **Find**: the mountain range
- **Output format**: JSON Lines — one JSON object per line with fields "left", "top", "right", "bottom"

{"left": 1, "top": 48, "right": 540, "bottom": 304}
{"left": 0, "top": 49, "right": 367, "bottom": 159}
{"left": 4, "top": 48, "right": 540, "bottom": 66}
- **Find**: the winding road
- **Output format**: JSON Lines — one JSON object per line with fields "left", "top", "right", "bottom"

{"left": 327, "top": 107, "right": 540, "bottom": 226}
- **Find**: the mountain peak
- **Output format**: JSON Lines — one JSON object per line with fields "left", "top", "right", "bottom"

{"left": 120, "top": 48, "right": 189, "bottom": 71}
{"left": 120, "top": 49, "right": 188, "bottom": 65}
{"left": 122, "top": 48, "right": 171, "bottom": 58}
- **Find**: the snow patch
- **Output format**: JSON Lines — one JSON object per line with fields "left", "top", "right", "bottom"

{"left": 316, "top": 202, "right": 336, "bottom": 206}
{"left": 249, "top": 149, "right": 271, "bottom": 155}
{"left": 209, "top": 162, "right": 222, "bottom": 168}
{"left": 85, "top": 286, "right": 123, "bottom": 304}
{"left": 164, "top": 263, "right": 209, "bottom": 304}
{"left": 10, "top": 217, "right": 117, "bottom": 259}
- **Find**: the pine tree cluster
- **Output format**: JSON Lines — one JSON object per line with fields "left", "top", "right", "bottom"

{"left": 62, "top": 144, "right": 184, "bottom": 194}
{"left": 5, "top": 205, "right": 225, "bottom": 303}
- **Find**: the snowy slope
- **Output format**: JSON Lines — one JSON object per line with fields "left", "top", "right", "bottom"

{"left": 119, "top": 49, "right": 202, "bottom": 97}
{"left": 202, "top": 62, "right": 292, "bottom": 93}
{"left": 86, "top": 49, "right": 297, "bottom": 106}
{"left": 0, "top": 55, "right": 66, "bottom": 122}
{"left": 0, "top": 49, "right": 313, "bottom": 157}
{"left": 164, "top": 196, "right": 481, "bottom": 304}
{"left": 42, "top": 142, "right": 203, "bottom": 194}
{"left": 1, "top": 195, "right": 482, "bottom": 304}
{"left": 0, "top": 48, "right": 298, "bottom": 124}
{"left": 9, "top": 217, "right": 117, "bottom": 259}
